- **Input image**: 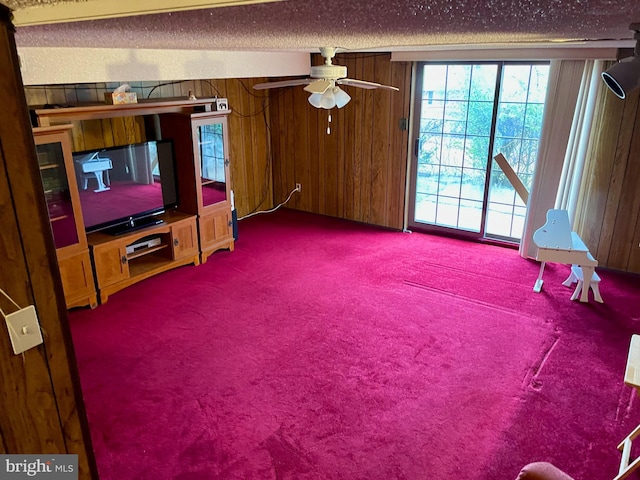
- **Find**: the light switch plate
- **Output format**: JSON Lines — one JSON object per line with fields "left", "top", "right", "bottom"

{"left": 4, "top": 305, "right": 43, "bottom": 355}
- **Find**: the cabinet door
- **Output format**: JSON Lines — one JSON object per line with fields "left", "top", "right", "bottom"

{"left": 199, "top": 208, "right": 233, "bottom": 251}
{"left": 193, "top": 117, "right": 230, "bottom": 208}
{"left": 58, "top": 251, "right": 96, "bottom": 307}
{"left": 92, "top": 243, "right": 129, "bottom": 288}
{"left": 35, "top": 139, "right": 81, "bottom": 249}
{"left": 172, "top": 220, "right": 198, "bottom": 260}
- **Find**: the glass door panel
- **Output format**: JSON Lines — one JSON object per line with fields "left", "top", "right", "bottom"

{"left": 37, "top": 142, "right": 79, "bottom": 249}
{"left": 410, "top": 61, "right": 549, "bottom": 243}
{"left": 486, "top": 63, "right": 549, "bottom": 240}
{"left": 197, "top": 122, "right": 227, "bottom": 207}
{"left": 414, "top": 63, "right": 498, "bottom": 233}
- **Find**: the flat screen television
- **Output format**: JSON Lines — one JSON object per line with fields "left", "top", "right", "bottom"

{"left": 73, "top": 139, "right": 179, "bottom": 235}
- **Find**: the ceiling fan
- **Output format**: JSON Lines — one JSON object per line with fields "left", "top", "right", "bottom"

{"left": 253, "top": 47, "right": 399, "bottom": 109}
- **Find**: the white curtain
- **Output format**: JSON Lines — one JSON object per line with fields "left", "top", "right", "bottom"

{"left": 555, "top": 60, "right": 603, "bottom": 223}
{"left": 519, "top": 60, "right": 588, "bottom": 259}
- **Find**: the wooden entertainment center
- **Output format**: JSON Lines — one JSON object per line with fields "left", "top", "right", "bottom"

{"left": 34, "top": 98, "right": 235, "bottom": 307}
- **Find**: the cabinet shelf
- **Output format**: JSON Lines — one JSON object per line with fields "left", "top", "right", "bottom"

{"left": 39, "top": 163, "right": 60, "bottom": 171}
{"left": 128, "top": 253, "right": 174, "bottom": 278}
{"left": 127, "top": 244, "right": 167, "bottom": 260}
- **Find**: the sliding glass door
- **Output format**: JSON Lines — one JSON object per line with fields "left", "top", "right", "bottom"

{"left": 408, "top": 62, "right": 549, "bottom": 242}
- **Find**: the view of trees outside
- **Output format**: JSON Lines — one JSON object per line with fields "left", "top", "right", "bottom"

{"left": 414, "top": 62, "right": 549, "bottom": 241}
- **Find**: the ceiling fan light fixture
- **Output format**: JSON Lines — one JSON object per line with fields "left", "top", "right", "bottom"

{"left": 334, "top": 87, "right": 351, "bottom": 108}
{"left": 308, "top": 93, "right": 323, "bottom": 108}
{"left": 319, "top": 89, "right": 336, "bottom": 109}
{"left": 602, "top": 24, "right": 640, "bottom": 99}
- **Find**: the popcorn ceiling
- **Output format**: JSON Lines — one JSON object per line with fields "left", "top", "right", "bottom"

{"left": 10, "top": 0, "right": 640, "bottom": 51}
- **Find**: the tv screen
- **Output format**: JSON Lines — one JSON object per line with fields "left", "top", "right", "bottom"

{"left": 73, "top": 140, "right": 178, "bottom": 235}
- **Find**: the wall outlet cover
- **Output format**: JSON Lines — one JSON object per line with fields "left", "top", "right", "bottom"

{"left": 4, "top": 305, "right": 43, "bottom": 355}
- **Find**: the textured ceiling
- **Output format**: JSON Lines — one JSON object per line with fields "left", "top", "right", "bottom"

{"left": 7, "top": 0, "right": 640, "bottom": 52}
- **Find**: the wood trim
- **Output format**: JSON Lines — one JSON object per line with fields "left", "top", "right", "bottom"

{"left": 36, "top": 98, "right": 217, "bottom": 125}
{"left": 13, "top": 0, "right": 283, "bottom": 26}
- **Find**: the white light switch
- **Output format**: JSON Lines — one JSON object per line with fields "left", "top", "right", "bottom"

{"left": 4, "top": 305, "right": 43, "bottom": 355}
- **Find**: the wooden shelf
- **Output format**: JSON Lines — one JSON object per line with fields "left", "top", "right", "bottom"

{"left": 35, "top": 98, "right": 221, "bottom": 125}
{"left": 128, "top": 253, "right": 173, "bottom": 278}
{"left": 39, "top": 163, "right": 59, "bottom": 171}
{"left": 127, "top": 244, "right": 167, "bottom": 260}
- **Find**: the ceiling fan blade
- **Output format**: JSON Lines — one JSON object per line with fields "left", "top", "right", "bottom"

{"left": 253, "top": 78, "right": 312, "bottom": 90}
{"left": 337, "top": 78, "right": 400, "bottom": 91}
{"left": 303, "top": 79, "right": 331, "bottom": 94}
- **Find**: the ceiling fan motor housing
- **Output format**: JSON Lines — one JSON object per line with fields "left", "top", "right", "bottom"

{"left": 310, "top": 65, "right": 347, "bottom": 80}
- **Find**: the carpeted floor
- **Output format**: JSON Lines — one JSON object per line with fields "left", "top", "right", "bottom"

{"left": 69, "top": 209, "right": 640, "bottom": 479}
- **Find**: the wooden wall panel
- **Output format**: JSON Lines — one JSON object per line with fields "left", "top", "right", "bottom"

{"left": 269, "top": 53, "right": 411, "bottom": 230}
{"left": 0, "top": 5, "right": 97, "bottom": 477}
{"left": 575, "top": 75, "right": 640, "bottom": 273}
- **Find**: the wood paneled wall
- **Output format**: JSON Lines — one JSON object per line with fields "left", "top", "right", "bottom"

{"left": 269, "top": 54, "right": 412, "bottom": 230}
{"left": 25, "top": 78, "right": 272, "bottom": 218}
{"left": 0, "top": 5, "right": 97, "bottom": 477}
{"left": 575, "top": 75, "right": 640, "bottom": 274}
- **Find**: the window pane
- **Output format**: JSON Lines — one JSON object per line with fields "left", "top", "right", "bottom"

{"left": 460, "top": 168, "right": 485, "bottom": 201}
{"left": 458, "top": 199, "right": 482, "bottom": 232}
{"left": 436, "top": 196, "right": 460, "bottom": 227}
{"left": 523, "top": 103, "right": 545, "bottom": 138}
{"left": 423, "top": 65, "right": 447, "bottom": 100}
{"left": 415, "top": 193, "right": 437, "bottom": 223}
{"left": 416, "top": 163, "right": 439, "bottom": 195}
{"left": 438, "top": 166, "right": 462, "bottom": 195}
{"left": 418, "top": 134, "right": 441, "bottom": 165}
{"left": 486, "top": 201, "right": 515, "bottom": 238}
{"left": 441, "top": 136, "right": 465, "bottom": 167}
{"left": 500, "top": 65, "right": 532, "bottom": 102}
{"left": 528, "top": 65, "right": 550, "bottom": 102}
{"left": 463, "top": 136, "right": 490, "bottom": 169}
{"left": 446, "top": 65, "right": 472, "bottom": 100}
{"left": 466, "top": 101, "right": 494, "bottom": 136}
{"left": 496, "top": 102, "right": 525, "bottom": 139}
{"left": 470, "top": 64, "right": 498, "bottom": 101}
{"left": 443, "top": 100, "right": 468, "bottom": 134}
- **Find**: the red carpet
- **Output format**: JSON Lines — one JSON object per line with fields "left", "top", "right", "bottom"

{"left": 69, "top": 209, "right": 640, "bottom": 479}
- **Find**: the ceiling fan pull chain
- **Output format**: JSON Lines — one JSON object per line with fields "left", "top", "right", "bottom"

{"left": 327, "top": 113, "right": 332, "bottom": 135}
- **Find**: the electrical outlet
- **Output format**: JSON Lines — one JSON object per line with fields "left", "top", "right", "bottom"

{"left": 296, "top": 183, "right": 302, "bottom": 192}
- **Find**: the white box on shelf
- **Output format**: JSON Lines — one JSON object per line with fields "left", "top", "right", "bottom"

{"left": 215, "top": 98, "right": 228, "bottom": 111}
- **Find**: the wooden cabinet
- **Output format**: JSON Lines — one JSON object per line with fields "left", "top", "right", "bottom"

{"left": 89, "top": 211, "right": 199, "bottom": 303}
{"left": 172, "top": 218, "right": 199, "bottom": 260}
{"left": 33, "top": 99, "right": 232, "bottom": 306}
{"left": 160, "top": 111, "right": 235, "bottom": 263}
{"left": 33, "top": 125, "right": 97, "bottom": 309}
